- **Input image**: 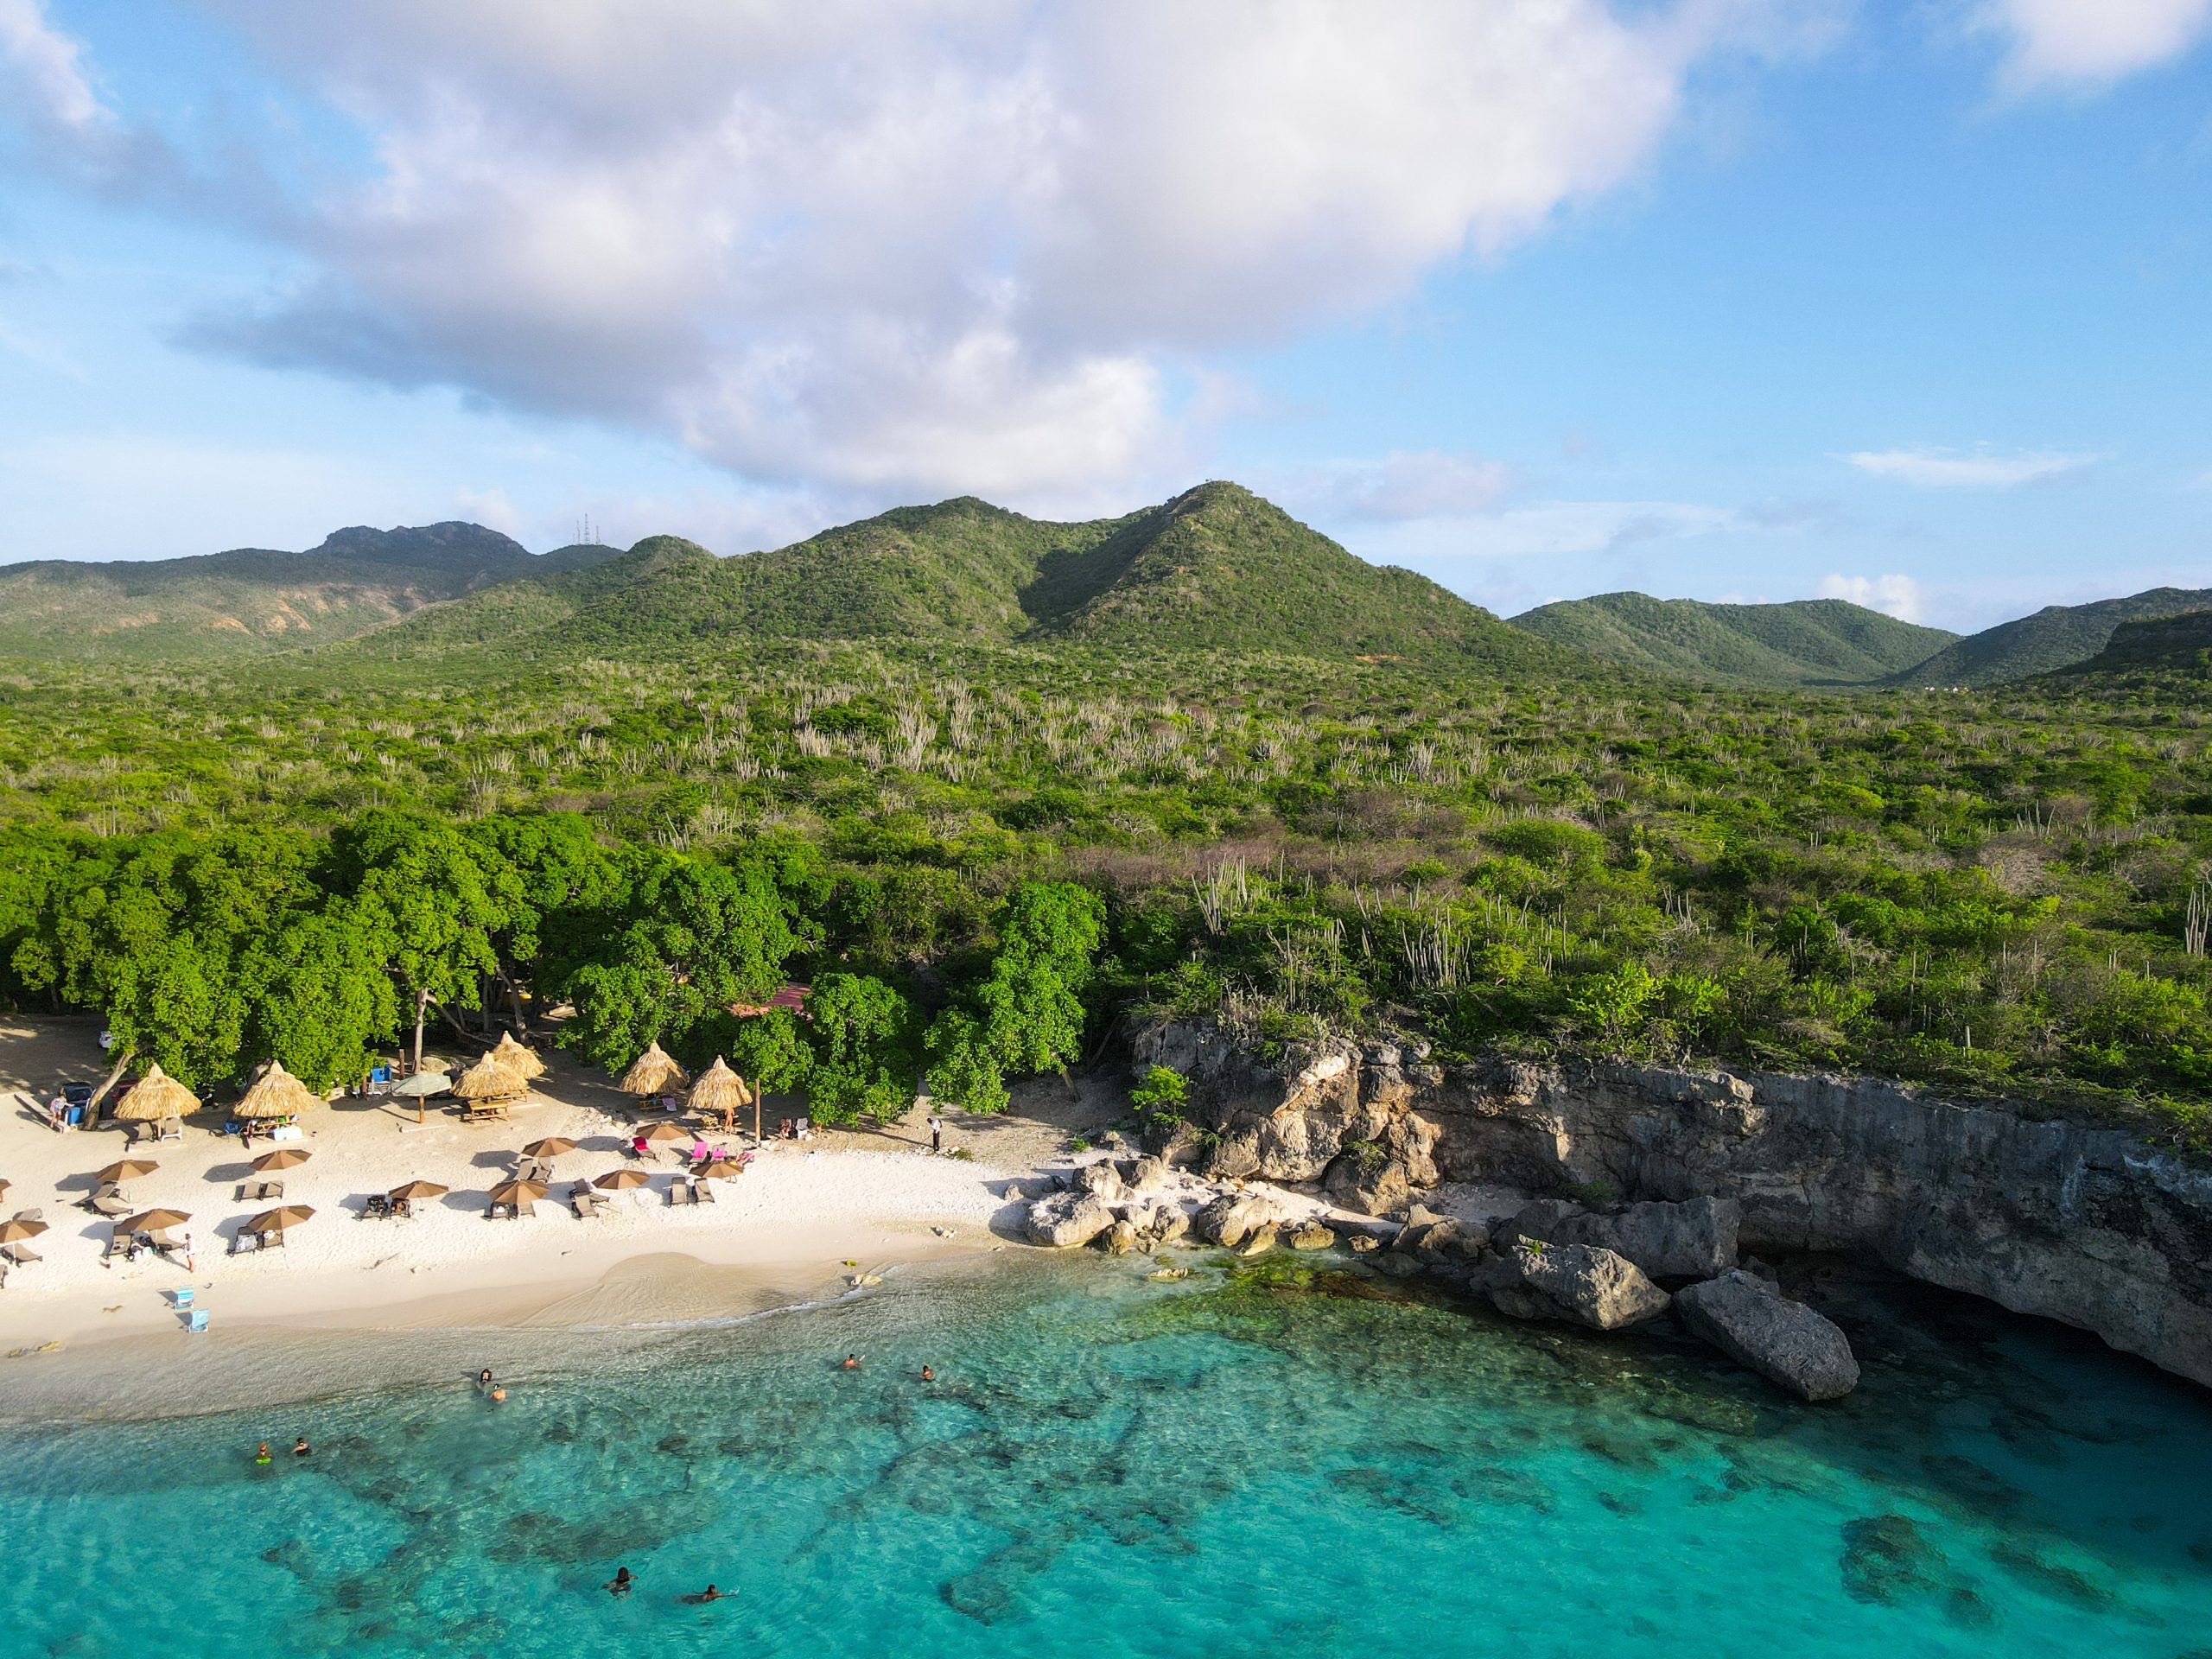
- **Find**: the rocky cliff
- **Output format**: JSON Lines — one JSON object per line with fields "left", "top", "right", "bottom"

{"left": 1134, "top": 1022, "right": 2212, "bottom": 1389}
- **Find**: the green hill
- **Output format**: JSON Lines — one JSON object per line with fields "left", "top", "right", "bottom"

{"left": 1888, "top": 587, "right": 2212, "bottom": 687}
{"left": 2040, "top": 610, "right": 2212, "bottom": 690}
{"left": 1510, "top": 591, "right": 1957, "bottom": 686}
{"left": 0, "top": 523, "right": 621, "bottom": 661}
{"left": 359, "top": 481, "right": 1574, "bottom": 674}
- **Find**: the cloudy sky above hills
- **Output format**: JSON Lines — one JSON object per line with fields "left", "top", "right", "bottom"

{"left": 1, "top": 0, "right": 2206, "bottom": 627}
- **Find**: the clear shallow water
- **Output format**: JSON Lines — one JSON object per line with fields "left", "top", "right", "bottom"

{"left": 3, "top": 1254, "right": 2209, "bottom": 1659}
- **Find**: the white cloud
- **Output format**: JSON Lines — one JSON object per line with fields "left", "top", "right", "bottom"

{"left": 1262, "top": 449, "right": 1517, "bottom": 523}
{"left": 29, "top": 0, "right": 1788, "bottom": 501}
{"left": 1371, "top": 499, "right": 1743, "bottom": 561}
{"left": 0, "top": 0, "right": 102, "bottom": 133}
{"left": 1975, "top": 0, "right": 2212, "bottom": 89}
{"left": 453, "top": 486, "right": 521, "bottom": 539}
{"left": 1844, "top": 446, "right": 2101, "bottom": 487}
{"left": 1819, "top": 572, "right": 1925, "bottom": 621}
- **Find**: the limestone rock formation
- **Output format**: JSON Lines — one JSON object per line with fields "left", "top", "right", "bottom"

{"left": 1488, "top": 1241, "right": 1671, "bottom": 1331}
{"left": 1675, "top": 1270, "right": 1860, "bottom": 1401}
{"left": 1025, "top": 1190, "right": 1116, "bottom": 1249}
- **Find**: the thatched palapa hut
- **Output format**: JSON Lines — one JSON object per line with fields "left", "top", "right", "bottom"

{"left": 450, "top": 1054, "right": 529, "bottom": 1103}
{"left": 491, "top": 1031, "right": 547, "bottom": 1080}
{"left": 112, "top": 1064, "right": 200, "bottom": 1122}
{"left": 617, "top": 1041, "right": 688, "bottom": 1097}
{"left": 687, "top": 1055, "right": 758, "bottom": 1137}
{"left": 235, "top": 1059, "right": 322, "bottom": 1121}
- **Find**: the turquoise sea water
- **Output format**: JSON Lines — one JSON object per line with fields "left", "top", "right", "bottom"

{"left": 3, "top": 1254, "right": 2209, "bottom": 1658}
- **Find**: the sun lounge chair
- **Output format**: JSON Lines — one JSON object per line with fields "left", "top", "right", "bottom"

{"left": 3, "top": 1244, "right": 39, "bottom": 1267}
{"left": 14, "top": 1208, "right": 41, "bottom": 1223}
{"left": 569, "top": 1186, "right": 606, "bottom": 1219}
{"left": 668, "top": 1179, "right": 696, "bottom": 1207}
{"left": 392, "top": 1197, "right": 416, "bottom": 1220}
{"left": 362, "top": 1193, "right": 391, "bottom": 1219}
{"left": 241, "top": 1179, "right": 283, "bottom": 1202}
{"left": 86, "top": 1193, "right": 131, "bottom": 1218}
{"left": 156, "top": 1116, "right": 184, "bottom": 1143}
{"left": 694, "top": 1178, "right": 717, "bottom": 1205}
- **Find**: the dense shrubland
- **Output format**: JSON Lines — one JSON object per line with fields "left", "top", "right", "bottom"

{"left": 3, "top": 641, "right": 2210, "bottom": 1150}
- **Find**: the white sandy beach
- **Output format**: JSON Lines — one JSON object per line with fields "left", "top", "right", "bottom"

{"left": 0, "top": 1017, "right": 1103, "bottom": 1354}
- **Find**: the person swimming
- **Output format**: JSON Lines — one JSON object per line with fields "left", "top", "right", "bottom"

{"left": 605, "top": 1567, "right": 634, "bottom": 1599}
{"left": 681, "top": 1585, "right": 727, "bottom": 1605}
{"left": 919, "top": 1365, "right": 935, "bottom": 1382}
{"left": 841, "top": 1354, "right": 862, "bottom": 1370}
{"left": 291, "top": 1436, "right": 311, "bottom": 1459}
{"left": 478, "top": 1368, "right": 493, "bottom": 1390}
{"left": 251, "top": 1442, "right": 272, "bottom": 1466}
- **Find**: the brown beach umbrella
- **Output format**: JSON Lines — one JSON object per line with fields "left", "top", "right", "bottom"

{"left": 686, "top": 1056, "right": 756, "bottom": 1135}
{"left": 251, "top": 1147, "right": 312, "bottom": 1172}
{"left": 113, "top": 1065, "right": 200, "bottom": 1122}
{"left": 616, "top": 1040, "right": 689, "bottom": 1096}
{"left": 593, "top": 1168, "right": 653, "bottom": 1191}
{"left": 491, "top": 1031, "right": 548, "bottom": 1080}
{"left": 639, "top": 1121, "right": 691, "bottom": 1145}
{"left": 696, "top": 1158, "right": 744, "bottom": 1179}
{"left": 487, "top": 1179, "right": 547, "bottom": 1212}
{"left": 451, "top": 1054, "right": 528, "bottom": 1103}
{"left": 520, "top": 1136, "right": 577, "bottom": 1160}
{"left": 388, "top": 1179, "right": 449, "bottom": 1202}
{"left": 96, "top": 1159, "right": 159, "bottom": 1184}
{"left": 0, "top": 1217, "right": 48, "bottom": 1243}
{"left": 246, "top": 1205, "right": 315, "bottom": 1234}
{"left": 235, "top": 1059, "right": 321, "bottom": 1121}
{"left": 116, "top": 1208, "right": 192, "bottom": 1235}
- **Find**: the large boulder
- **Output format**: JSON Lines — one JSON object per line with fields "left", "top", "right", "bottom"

{"left": 1675, "top": 1270, "right": 1859, "bottom": 1402}
{"left": 1120, "top": 1154, "right": 1173, "bottom": 1195}
{"left": 1025, "top": 1191, "right": 1116, "bottom": 1249}
{"left": 1195, "top": 1192, "right": 1279, "bottom": 1249}
{"left": 1395, "top": 1205, "right": 1488, "bottom": 1262}
{"left": 1073, "top": 1160, "right": 1127, "bottom": 1202}
{"left": 1552, "top": 1198, "right": 1743, "bottom": 1281}
{"left": 1488, "top": 1242, "right": 1670, "bottom": 1331}
{"left": 1491, "top": 1198, "right": 1585, "bottom": 1253}
{"left": 1323, "top": 1152, "right": 1412, "bottom": 1217}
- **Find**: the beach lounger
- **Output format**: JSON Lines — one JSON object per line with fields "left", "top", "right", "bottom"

{"left": 693, "top": 1179, "right": 717, "bottom": 1205}
{"left": 86, "top": 1194, "right": 131, "bottom": 1218}
{"left": 392, "top": 1197, "right": 416, "bottom": 1221}
{"left": 362, "top": 1194, "right": 391, "bottom": 1220}
{"left": 241, "top": 1179, "right": 284, "bottom": 1202}
{"left": 668, "top": 1179, "right": 696, "bottom": 1207}
{"left": 156, "top": 1116, "right": 184, "bottom": 1143}
{"left": 3, "top": 1244, "right": 39, "bottom": 1267}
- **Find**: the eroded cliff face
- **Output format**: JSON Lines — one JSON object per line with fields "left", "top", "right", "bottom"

{"left": 1134, "top": 1021, "right": 2212, "bottom": 1389}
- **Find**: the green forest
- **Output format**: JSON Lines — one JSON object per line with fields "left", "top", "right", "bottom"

{"left": 5, "top": 485, "right": 2212, "bottom": 1154}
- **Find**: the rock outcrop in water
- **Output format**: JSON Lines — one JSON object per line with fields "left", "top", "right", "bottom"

{"left": 1675, "top": 1271, "right": 1861, "bottom": 1401}
{"left": 1134, "top": 1020, "right": 2212, "bottom": 1389}
{"left": 1485, "top": 1241, "right": 1671, "bottom": 1331}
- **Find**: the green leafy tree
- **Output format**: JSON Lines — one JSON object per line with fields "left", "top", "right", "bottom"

{"left": 803, "top": 973, "right": 917, "bottom": 1122}
{"left": 241, "top": 907, "right": 401, "bottom": 1090}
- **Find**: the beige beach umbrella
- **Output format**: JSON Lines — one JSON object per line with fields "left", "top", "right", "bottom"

{"left": 696, "top": 1158, "right": 745, "bottom": 1179}
{"left": 235, "top": 1060, "right": 321, "bottom": 1121}
{"left": 593, "top": 1168, "right": 653, "bottom": 1191}
{"left": 451, "top": 1054, "right": 529, "bottom": 1103}
{"left": 388, "top": 1179, "right": 449, "bottom": 1202}
{"left": 116, "top": 1208, "right": 192, "bottom": 1235}
{"left": 520, "top": 1136, "right": 577, "bottom": 1160}
{"left": 251, "top": 1147, "right": 312, "bottom": 1173}
{"left": 616, "top": 1041, "right": 688, "bottom": 1097}
{"left": 246, "top": 1205, "right": 315, "bottom": 1234}
{"left": 486, "top": 1179, "right": 547, "bottom": 1216}
{"left": 96, "top": 1158, "right": 159, "bottom": 1185}
{"left": 389, "top": 1066, "right": 452, "bottom": 1128}
{"left": 639, "top": 1121, "right": 691, "bottom": 1146}
{"left": 0, "top": 1218, "right": 48, "bottom": 1243}
{"left": 491, "top": 1031, "right": 547, "bottom": 1080}
{"left": 113, "top": 1065, "right": 200, "bottom": 1122}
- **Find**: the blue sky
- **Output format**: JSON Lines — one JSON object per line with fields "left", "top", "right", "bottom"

{"left": 1, "top": 2, "right": 2207, "bottom": 630}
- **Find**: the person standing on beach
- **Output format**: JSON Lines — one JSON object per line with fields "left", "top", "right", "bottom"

{"left": 927, "top": 1113, "right": 943, "bottom": 1152}
{"left": 182, "top": 1230, "right": 195, "bottom": 1272}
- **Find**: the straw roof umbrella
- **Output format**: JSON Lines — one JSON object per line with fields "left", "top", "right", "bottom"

{"left": 686, "top": 1056, "right": 757, "bottom": 1136}
{"left": 451, "top": 1054, "right": 529, "bottom": 1103}
{"left": 593, "top": 1167, "right": 652, "bottom": 1191}
{"left": 388, "top": 1179, "right": 449, "bottom": 1202}
{"left": 251, "top": 1147, "right": 312, "bottom": 1173}
{"left": 116, "top": 1208, "right": 191, "bottom": 1235}
{"left": 0, "top": 1217, "right": 48, "bottom": 1243}
{"left": 246, "top": 1205, "right": 315, "bottom": 1235}
{"left": 521, "top": 1136, "right": 576, "bottom": 1160}
{"left": 113, "top": 1065, "right": 200, "bottom": 1122}
{"left": 486, "top": 1178, "right": 547, "bottom": 1217}
{"left": 236, "top": 1060, "right": 321, "bottom": 1121}
{"left": 96, "top": 1158, "right": 158, "bottom": 1185}
{"left": 491, "top": 1032, "right": 547, "bottom": 1080}
{"left": 617, "top": 1041, "right": 688, "bottom": 1097}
